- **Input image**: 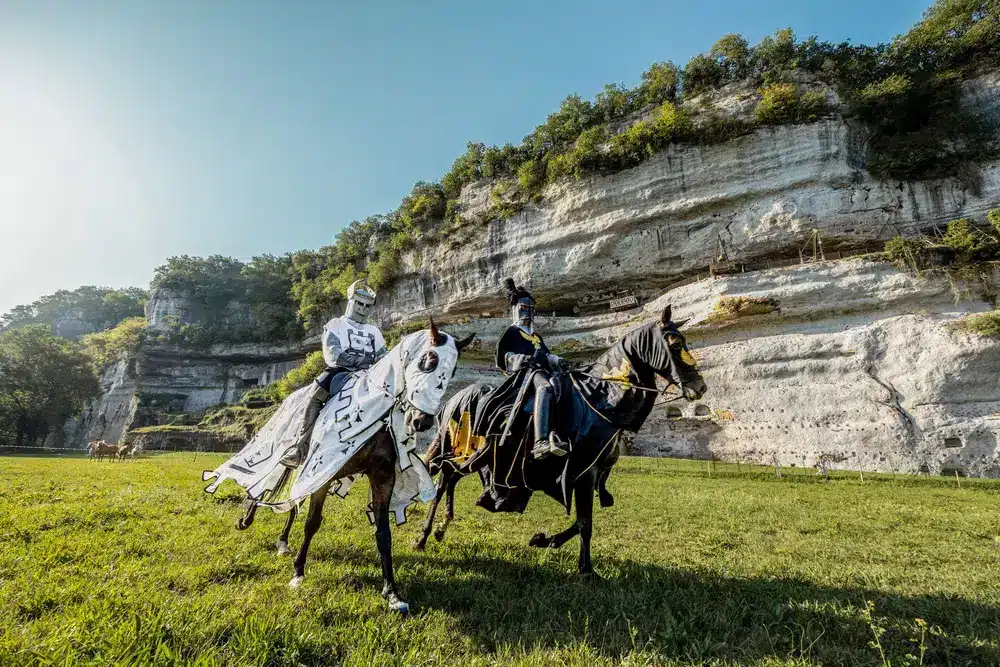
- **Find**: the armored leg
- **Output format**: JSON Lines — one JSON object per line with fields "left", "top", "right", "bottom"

{"left": 279, "top": 382, "right": 331, "bottom": 468}
{"left": 531, "top": 372, "right": 567, "bottom": 460}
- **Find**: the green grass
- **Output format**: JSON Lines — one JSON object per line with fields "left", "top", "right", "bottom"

{"left": 2, "top": 455, "right": 999, "bottom": 666}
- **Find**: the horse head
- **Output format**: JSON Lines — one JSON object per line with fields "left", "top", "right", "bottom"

{"left": 400, "top": 318, "right": 475, "bottom": 433}
{"left": 636, "top": 305, "right": 707, "bottom": 401}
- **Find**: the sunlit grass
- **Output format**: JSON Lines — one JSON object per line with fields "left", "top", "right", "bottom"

{"left": 1, "top": 453, "right": 999, "bottom": 665}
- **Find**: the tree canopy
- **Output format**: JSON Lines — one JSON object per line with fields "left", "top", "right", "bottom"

{"left": 0, "top": 286, "right": 148, "bottom": 339}
{"left": 0, "top": 325, "right": 100, "bottom": 447}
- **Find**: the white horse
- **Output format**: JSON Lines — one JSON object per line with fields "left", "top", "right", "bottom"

{"left": 203, "top": 321, "right": 474, "bottom": 612}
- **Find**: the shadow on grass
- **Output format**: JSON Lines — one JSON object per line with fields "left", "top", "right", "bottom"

{"left": 303, "top": 541, "right": 1000, "bottom": 665}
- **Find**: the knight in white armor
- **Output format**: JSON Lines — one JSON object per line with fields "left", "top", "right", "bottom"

{"left": 278, "top": 280, "right": 387, "bottom": 468}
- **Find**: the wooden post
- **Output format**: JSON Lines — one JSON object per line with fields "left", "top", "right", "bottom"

{"left": 955, "top": 471, "right": 962, "bottom": 488}
{"left": 859, "top": 468, "right": 864, "bottom": 483}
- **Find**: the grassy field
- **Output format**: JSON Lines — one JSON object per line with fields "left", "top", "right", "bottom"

{"left": 1, "top": 454, "right": 999, "bottom": 666}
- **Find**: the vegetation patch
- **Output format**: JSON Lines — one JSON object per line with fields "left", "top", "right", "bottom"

{"left": 0, "top": 286, "right": 147, "bottom": 339}
{"left": 705, "top": 296, "right": 781, "bottom": 323}
{"left": 81, "top": 316, "right": 147, "bottom": 368}
{"left": 131, "top": 404, "right": 278, "bottom": 444}
{"left": 951, "top": 310, "right": 1000, "bottom": 337}
{"left": 884, "top": 209, "right": 1000, "bottom": 306}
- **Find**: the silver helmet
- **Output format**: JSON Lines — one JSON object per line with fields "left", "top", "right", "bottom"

{"left": 503, "top": 278, "right": 535, "bottom": 333}
{"left": 344, "top": 280, "right": 377, "bottom": 322}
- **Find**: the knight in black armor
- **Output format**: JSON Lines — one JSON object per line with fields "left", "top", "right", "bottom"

{"left": 278, "top": 280, "right": 387, "bottom": 468}
{"left": 495, "top": 278, "right": 568, "bottom": 459}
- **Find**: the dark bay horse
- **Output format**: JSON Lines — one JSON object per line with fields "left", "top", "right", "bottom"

{"left": 223, "top": 323, "right": 474, "bottom": 612}
{"left": 416, "top": 305, "right": 706, "bottom": 576}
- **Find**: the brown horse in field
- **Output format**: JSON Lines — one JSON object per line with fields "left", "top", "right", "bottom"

{"left": 88, "top": 440, "right": 120, "bottom": 461}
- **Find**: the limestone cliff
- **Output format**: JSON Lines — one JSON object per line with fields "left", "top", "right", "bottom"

{"left": 59, "top": 74, "right": 1000, "bottom": 478}
{"left": 377, "top": 72, "right": 1000, "bottom": 321}
{"left": 55, "top": 338, "right": 314, "bottom": 450}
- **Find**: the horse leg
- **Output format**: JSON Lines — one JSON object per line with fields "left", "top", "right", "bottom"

{"left": 369, "top": 464, "right": 408, "bottom": 613}
{"left": 575, "top": 469, "right": 599, "bottom": 577}
{"left": 597, "top": 466, "right": 614, "bottom": 508}
{"left": 434, "top": 473, "right": 459, "bottom": 542}
{"left": 276, "top": 505, "right": 297, "bottom": 555}
{"left": 414, "top": 472, "right": 447, "bottom": 551}
{"left": 290, "top": 482, "right": 331, "bottom": 588}
{"left": 236, "top": 499, "right": 259, "bottom": 531}
{"left": 529, "top": 519, "right": 580, "bottom": 549}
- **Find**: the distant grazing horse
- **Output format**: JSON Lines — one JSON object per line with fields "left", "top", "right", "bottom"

{"left": 116, "top": 442, "right": 137, "bottom": 461}
{"left": 88, "top": 440, "right": 120, "bottom": 462}
{"left": 418, "top": 305, "right": 706, "bottom": 576}
{"left": 204, "top": 321, "right": 474, "bottom": 612}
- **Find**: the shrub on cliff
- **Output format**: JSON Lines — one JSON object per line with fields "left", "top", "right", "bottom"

{"left": 754, "top": 83, "right": 799, "bottom": 125}
{"left": 271, "top": 351, "right": 327, "bottom": 402}
{"left": 753, "top": 28, "right": 798, "bottom": 83}
{"left": 682, "top": 53, "right": 724, "bottom": 97}
{"left": 711, "top": 34, "right": 753, "bottom": 82}
{"left": 958, "top": 310, "right": 1000, "bottom": 337}
{"left": 638, "top": 61, "right": 680, "bottom": 105}
{"left": 82, "top": 316, "right": 148, "bottom": 368}
{"left": 798, "top": 91, "right": 830, "bottom": 121}
{"left": 884, "top": 236, "right": 932, "bottom": 271}
{"left": 516, "top": 159, "right": 547, "bottom": 198}
{"left": 705, "top": 296, "right": 780, "bottom": 323}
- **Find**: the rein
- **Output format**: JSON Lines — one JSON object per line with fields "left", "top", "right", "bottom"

{"left": 562, "top": 370, "right": 688, "bottom": 407}
{"left": 562, "top": 371, "right": 687, "bottom": 425}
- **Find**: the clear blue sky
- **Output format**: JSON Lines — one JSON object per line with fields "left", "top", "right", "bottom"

{"left": 0, "top": 0, "right": 928, "bottom": 314}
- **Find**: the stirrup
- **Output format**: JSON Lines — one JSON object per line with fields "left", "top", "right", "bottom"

{"left": 532, "top": 434, "right": 568, "bottom": 460}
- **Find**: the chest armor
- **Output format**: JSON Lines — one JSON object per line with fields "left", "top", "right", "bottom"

{"left": 329, "top": 318, "right": 379, "bottom": 355}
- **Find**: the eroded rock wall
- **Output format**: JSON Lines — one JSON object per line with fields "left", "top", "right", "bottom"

{"left": 377, "top": 73, "right": 1000, "bottom": 323}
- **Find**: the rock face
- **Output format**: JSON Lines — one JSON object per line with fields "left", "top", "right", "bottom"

{"left": 377, "top": 73, "right": 1000, "bottom": 322}
{"left": 53, "top": 339, "right": 314, "bottom": 450}
{"left": 145, "top": 288, "right": 255, "bottom": 333}
{"left": 54, "top": 358, "right": 139, "bottom": 449}
{"left": 630, "top": 260, "right": 1000, "bottom": 477}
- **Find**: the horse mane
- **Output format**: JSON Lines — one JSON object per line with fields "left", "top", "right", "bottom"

{"left": 584, "top": 321, "right": 655, "bottom": 377}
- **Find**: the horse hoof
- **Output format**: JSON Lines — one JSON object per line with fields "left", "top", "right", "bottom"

{"left": 235, "top": 519, "right": 250, "bottom": 531}
{"left": 412, "top": 539, "right": 426, "bottom": 551}
{"left": 276, "top": 542, "right": 291, "bottom": 556}
{"left": 580, "top": 569, "right": 603, "bottom": 581}
{"left": 433, "top": 528, "right": 446, "bottom": 542}
{"left": 386, "top": 595, "right": 410, "bottom": 614}
{"left": 529, "top": 532, "right": 550, "bottom": 548}
{"left": 289, "top": 575, "right": 304, "bottom": 589}
{"left": 599, "top": 492, "right": 614, "bottom": 508}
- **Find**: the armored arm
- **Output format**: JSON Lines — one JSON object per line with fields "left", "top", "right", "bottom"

{"left": 504, "top": 352, "right": 531, "bottom": 373}
{"left": 322, "top": 326, "right": 342, "bottom": 368}
{"left": 322, "top": 326, "right": 369, "bottom": 369}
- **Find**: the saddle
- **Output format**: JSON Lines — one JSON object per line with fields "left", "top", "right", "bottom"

{"left": 465, "top": 367, "right": 581, "bottom": 514}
